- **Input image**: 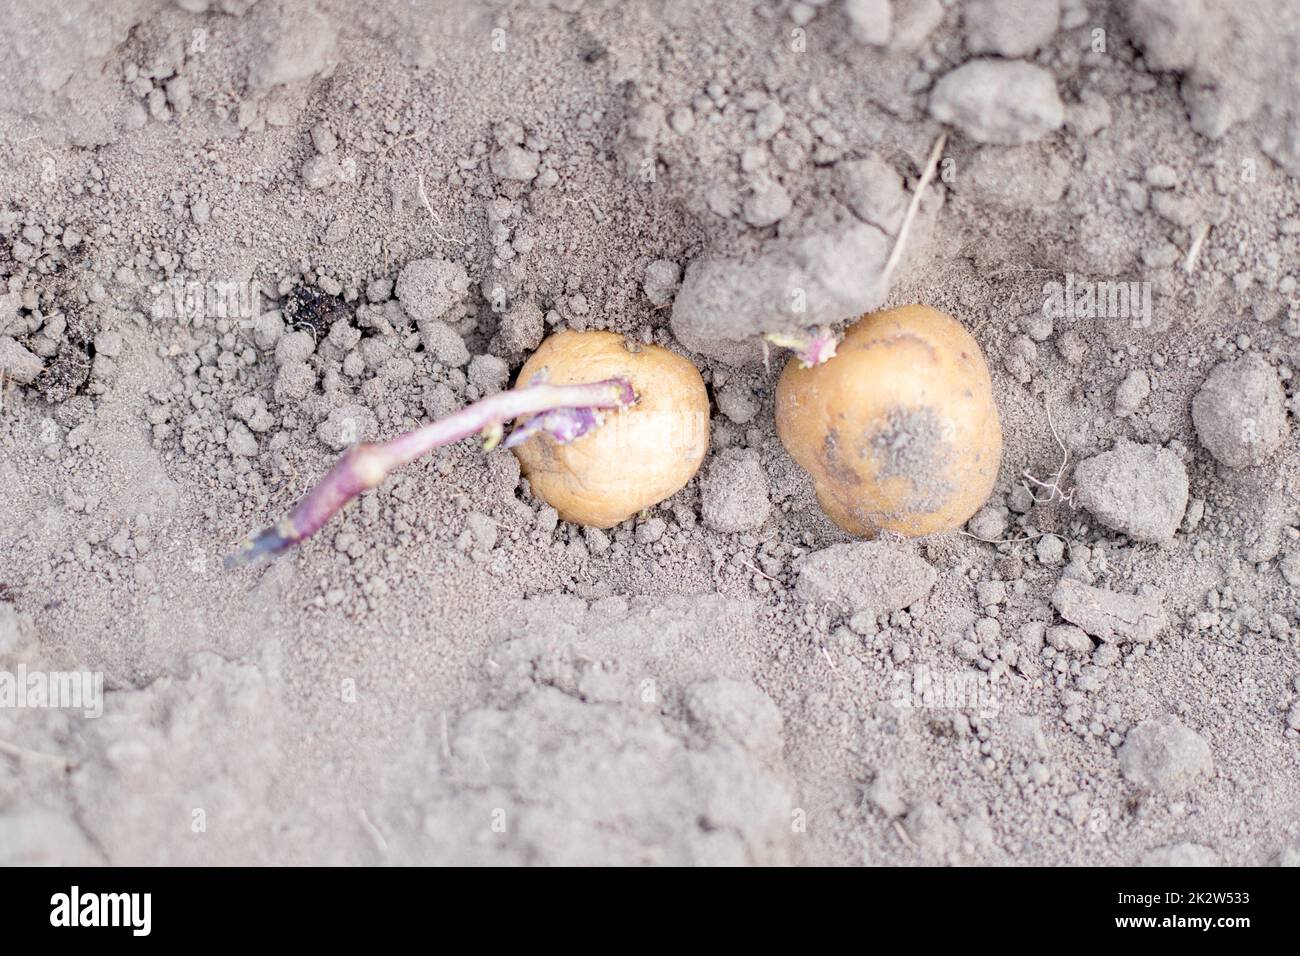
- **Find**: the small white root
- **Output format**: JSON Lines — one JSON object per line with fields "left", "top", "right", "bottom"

{"left": 1022, "top": 404, "right": 1077, "bottom": 509}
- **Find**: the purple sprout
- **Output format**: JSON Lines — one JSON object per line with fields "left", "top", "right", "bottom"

{"left": 763, "top": 326, "right": 840, "bottom": 369}
{"left": 798, "top": 328, "right": 840, "bottom": 368}
{"left": 224, "top": 376, "right": 636, "bottom": 569}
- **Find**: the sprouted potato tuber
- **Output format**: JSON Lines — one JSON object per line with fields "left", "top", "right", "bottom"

{"left": 511, "top": 330, "right": 709, "bottom": 528}
{"left": 775, "top": 304, "right": 1001, "bottom": 537}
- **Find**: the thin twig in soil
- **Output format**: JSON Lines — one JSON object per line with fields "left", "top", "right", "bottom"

{"left": 882, "top": 131, "right": 947, "bottom": 290}
{"left": 894, "top": 819, "right": 919, "bottom": 850}
{"left": 357, "top": 807, "right": 389, "bottom": 855}
{"left": 739, "top": 559, "right": 777, "bottom": 582}
{"left": 1184, "top": 223, "right": 1210, "bottom": 274}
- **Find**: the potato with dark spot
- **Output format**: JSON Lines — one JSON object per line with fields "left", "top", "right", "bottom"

{"left": 775, "top": 305, "right": 1002, "bottom": 537}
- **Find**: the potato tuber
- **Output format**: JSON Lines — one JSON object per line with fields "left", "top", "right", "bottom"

{"left": 512, "top": 330, "right": 709, "bottom": 528}
{"left": 775, "top": 305, "right": 1001, "bottom": 537}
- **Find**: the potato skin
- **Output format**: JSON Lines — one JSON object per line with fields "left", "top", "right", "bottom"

{"left": 775, "top": 305, "right": 1001, "bottom": 537}
{"left": 512, "top": 330, "right": 709, "bottom": 528}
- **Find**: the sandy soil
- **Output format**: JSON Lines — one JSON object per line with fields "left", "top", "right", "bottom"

{"left": 1, "top": 0, "right": 1299, "bottom": 866}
